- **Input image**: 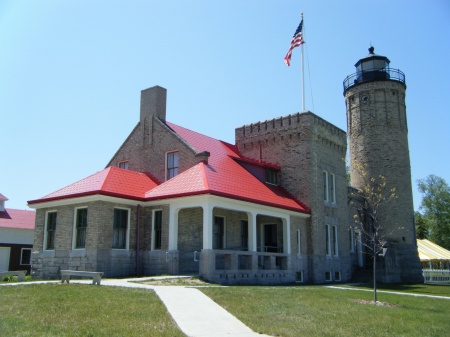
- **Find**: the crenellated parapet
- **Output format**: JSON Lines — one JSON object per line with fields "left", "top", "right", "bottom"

{"left": 235, "top": 111, "right": 346, "bottom": 158}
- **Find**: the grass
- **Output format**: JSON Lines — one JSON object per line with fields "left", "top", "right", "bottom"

{"left": 201, "top": 284, "right": 450, "bottom": 337}
{"left": 0, "top": 284, "right": 185, "bottom": 337}
{"left": 1, "top": 281, "right": 449, "bottom": 337}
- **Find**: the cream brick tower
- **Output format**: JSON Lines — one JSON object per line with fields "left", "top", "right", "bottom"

{"left": 344, "top": 47, "right": 422, "bottom": 283}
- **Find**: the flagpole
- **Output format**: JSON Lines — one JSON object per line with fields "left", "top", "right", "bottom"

{"left": 301, "top": 12, "right": 305, "bottom": 111}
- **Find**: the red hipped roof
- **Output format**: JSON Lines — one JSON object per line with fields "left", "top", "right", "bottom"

{"left": 28, "top": 122, "right": 310, "bottom": 214}
{"left": 28, "top": 167, "right": 159, "bottom": 204}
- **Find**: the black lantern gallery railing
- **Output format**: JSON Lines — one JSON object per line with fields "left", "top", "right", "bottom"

{"left": 343, "top": 68, "right": 406, "bottom": 93}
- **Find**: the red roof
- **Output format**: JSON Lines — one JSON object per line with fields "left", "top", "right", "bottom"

{"left": 0, "top": 208, "right": 35, "bottom": 230}
{"left": 28, "top": 167, "right": 159, "bottom": 204}
{"left": 147, "top": 123, "right": 310, "bottom": 213}
{"left": 28, "top": 122, "right": 310, "bottom": 214}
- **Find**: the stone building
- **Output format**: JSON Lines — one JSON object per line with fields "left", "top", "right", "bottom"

{"left": 28, "top": 48, "right": 422, "bottom": 284}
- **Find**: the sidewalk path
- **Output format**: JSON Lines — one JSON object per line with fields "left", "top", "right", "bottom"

{"left": 100, "top": 278, "right": 273, "bottom": 337}
{"left": 1, "top": 277, "right": 272, "bottom": 337}
{"left": 326, "top": 285, "right": 450, "bottom": 300}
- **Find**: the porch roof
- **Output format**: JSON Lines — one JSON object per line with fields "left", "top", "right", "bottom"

{"left": 417, "top": 239, "right": 450, "bottom": 261}
{"left": 28, "top": 167, "right": 159, "bottom": 204}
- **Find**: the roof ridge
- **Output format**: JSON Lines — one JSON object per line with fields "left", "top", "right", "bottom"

{"left": 199, "top": 162, "right": 210, "bottom": 190}
{"left": 100, "top": 167, "right": 114, "bottom": 191}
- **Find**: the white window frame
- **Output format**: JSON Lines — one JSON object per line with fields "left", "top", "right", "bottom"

{"left": 325, "top": 224, "right": 331, "bottom": 256}
{"left": 349, "top": 228, "right": 355, "bottom": 253}
{"left": 323, "top": 171, "right": 329, "bottom": 202}
{"left": 151, "top": 209, "right": 163, "bottom": 250}
{"left": 329, "top": 173, "right": 336, "bottom": 203}
{"left": 20, "top": 248, "right": 31, "bottom": 265}
{"left": 44, "top": 210, "right": 57, "bottom": 251}
{"left": 72, "top": 207, "right": 88, "bottom": 250}
{"left": 112, "top": 207, "right": 130, "bottom": 250}
{"left": 323, "top": 170, "right": 336, "bottom": 204}
{"left": 295, "top": 271, "right": 303, "bottom": 283}
{"left": 332, "top": 225, "right": 339, "bottom": 257}
{"left": 166, "top": 150, "right": 179, "bottom": 180}
{"left": 296, "top": 229, "right": 301, "bottom": 255}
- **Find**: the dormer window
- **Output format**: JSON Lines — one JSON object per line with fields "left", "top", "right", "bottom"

{"left": 118, "top": 161, "right": 129, "bottom": 170}
{"left": 266, "top": 169, "right": 278, "bottom": 185}
{"left": 166, "top": 151, "right": 179, "bottom": 180}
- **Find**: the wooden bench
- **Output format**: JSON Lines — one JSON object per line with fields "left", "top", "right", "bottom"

{"left": 60, "top": 270, "right": 104, "bottom": 285}
{"left": 0, "top": 270, "right": 27, "bottom": 282}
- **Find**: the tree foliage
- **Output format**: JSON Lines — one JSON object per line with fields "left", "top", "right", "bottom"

{"left": 414, "top": 211, "right": 429, "bottom": 240}
{"left": 417, "top": 174, "right": 450, "bottom": 249}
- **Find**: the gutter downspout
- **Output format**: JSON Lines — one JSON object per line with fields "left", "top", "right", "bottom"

{"left": 136, "top": 204, "right": 141, "bottom": 276}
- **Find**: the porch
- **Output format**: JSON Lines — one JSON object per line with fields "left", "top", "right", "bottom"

{"left": 199, "top": 249, "right": 295, "bottom": 285}
{"left": 152, "top": 194, "right": 309, "bottom": 284}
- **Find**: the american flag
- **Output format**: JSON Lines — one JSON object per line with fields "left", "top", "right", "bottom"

{"left": 284, "top": 19, "right": 304, "bottom": 66}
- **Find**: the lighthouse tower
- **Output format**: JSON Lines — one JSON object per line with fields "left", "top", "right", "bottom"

{"left": 344, "top": 47, "right": 423, "bottom": 283}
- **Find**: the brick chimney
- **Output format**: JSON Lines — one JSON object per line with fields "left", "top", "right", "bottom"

{"left": 140, "top": 85, "right": 167, "bottom": 123}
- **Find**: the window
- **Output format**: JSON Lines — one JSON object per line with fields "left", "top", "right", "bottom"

{"left": 323, "top": 170, "right": 336, "bottom": 204}
{"left": 295, "top": 271, "right": 303, "bottom": 282}
{"left": 334, "top": 271, "right": 341, "bottom": 281}
{"left": 213, "top": 216, "right": 225, "bottom": 249}
{"left": 118, "top": 161, "right": 129, "bottom": 170}
{"left": 241, "top": 220, "right": 248, "bottom": 251}
{"left": 20, "top": 248, "right": 31, "bottom": 265}
{"left": 45, "top": 211, "right": 57, "bottom": 250}
{"left": 74, "top": 208, "right": 88, "bottom": 249}
{"left": 325, "top": 225, "right": 330, "bottom": 255}
{"left": 332, "top": 225, "right": 338, "bottom": 256}
{"left": 329, "top": 173, "right": 335, "bottom": 203}
{"left": 113, "top": 208, "right": 129, "bottom": 249}
{"left": 323, "top": 171, "right": 329, "bottom": 201}
{"left": 166, "top": 151, "right": 179, "bottom": 179}
{"left": 265, "top": 169, "right": 278, "bottom": 185}
{"left": 325, "top": 271, "right": 332, "bottom": 282}
{"left": 152, "top": 210, "right": 163, "bottom": 250}
{"left": 297, "top": 229, "right": 301, "bottom": 255}
{"left": 326, "top": 225, "right": 339, "bottom": 257}
{"left": 349, "top": 228, "right": 355, "bottom": 253}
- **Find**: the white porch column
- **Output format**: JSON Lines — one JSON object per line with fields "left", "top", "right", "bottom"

{"left": 282, "top": 217, "right": 291, "bottom": 254}
{"left": 202, "top": 202, "right": 213, "bottom": 249}
{"left": 247, "top": 212, "right": 257, "bottom": 252}
{"left": 168, "top": 207, "right": 180, "bottom": 250}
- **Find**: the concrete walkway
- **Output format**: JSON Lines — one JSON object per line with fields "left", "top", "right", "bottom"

{"left": 79, "top": 277, "right": 273, "bottom": 337}
{"left": 1, "top": 277, "right": 271, "bottom": 336}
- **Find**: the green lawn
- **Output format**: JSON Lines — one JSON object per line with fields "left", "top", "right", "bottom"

{"left": 0, "top": 284, "right": 185, "bottom": 337}
{"left": 1, "top": 282, "right": 449, "bottom": 337}
{"left": 201, "top": 284, "right": 450, "bottom": 337}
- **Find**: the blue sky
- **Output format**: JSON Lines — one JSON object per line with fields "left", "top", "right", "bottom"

{"left": 1, "top": 1, "right": 449, "bottom": 211}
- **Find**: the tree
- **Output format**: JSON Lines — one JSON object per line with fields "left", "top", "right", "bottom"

{"left": 414, "top": 211, "right": 429, "bottom": 240}
{"left": 348, "top": 163, "right": 398, "bottom": 302}
{"left": 417, "top": 175, "right": 450, "bottom": 250}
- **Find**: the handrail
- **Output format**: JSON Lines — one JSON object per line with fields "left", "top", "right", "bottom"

{"left": 343, "top": 68, "right": 406, "bottom": 93}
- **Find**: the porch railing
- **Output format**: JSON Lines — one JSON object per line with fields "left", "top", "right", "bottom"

{"left": 422, "top": 269, "right": 450, "bottom": 285}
